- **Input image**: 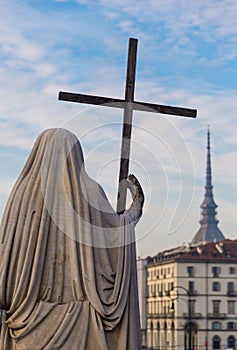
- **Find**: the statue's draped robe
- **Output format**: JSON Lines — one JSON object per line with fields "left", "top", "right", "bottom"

{"left": 0, "top": 129, "right": 141, "bottom": 350}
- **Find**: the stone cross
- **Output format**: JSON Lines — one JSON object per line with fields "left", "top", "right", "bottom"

{"left": 58, "top": 38, "right": 197, "bottom": 213}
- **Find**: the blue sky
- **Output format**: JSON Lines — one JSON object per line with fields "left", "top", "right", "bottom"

{"left": 1, "top": 0, "right": 237, "bottom": 257}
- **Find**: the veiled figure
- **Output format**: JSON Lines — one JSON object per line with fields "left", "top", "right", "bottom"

{"left": 0, "top": 128, "right": 144, "bottom": 350}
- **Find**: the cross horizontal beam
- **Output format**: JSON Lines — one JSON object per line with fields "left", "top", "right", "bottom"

{"left": 58, "top": 91, "right": 197, "bottom": 118}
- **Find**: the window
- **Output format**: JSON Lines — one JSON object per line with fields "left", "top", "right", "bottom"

{"left": 156, "top": 301, "right": 159, "bottom": 314}
{"left": 150, "top": 284, "right": 155, "bottom": 297}
{"left": 212, "top": 282, "right": 220, "bottom": 292}
{"left": 189, "top": 300, "right": 195, "bottom": 315}
{"left": 227, "top": 282, "right": 235, "bottom": 295}
{"left": 171, "top": 267, "right": 174, "bottom": 277}
{"left": 188, "top": 281, "right": 195, "bottom": 294}
{"left": 213, "top": 335, "right": 221, "bottom": 349}
{"left": 148, "top": 301, "right": 152, "bottom": 314}
{"left": 229, "top": 266, "right": 236, "bottom": 274}
{"left": 212, "top": 322, "right": 221, "bottom": 330}
{"left": 213, "top": 300, "right": 220, "bottom": 315}
{"left": 227, "top": 322, "right": 236, "bottom": 330}
{"left": 228, "top": 301, "right": 235, "bottom": 314}
{"left": 153, "top": 301, "right": 156, "bottom": 314}
{"left": 162, "top": 301, "right": 165, "bottom": 314}
{"left": 212, "top": 266, "right": 221, "bottom": 277}
{"left": 187, "top": 266, "right": 194, "bottom": 277}
{"left": 167, "top": 282, "right": 173, "bottom": 294}
{"left": 228, "top": 336, "right": 235, "bottom": 349}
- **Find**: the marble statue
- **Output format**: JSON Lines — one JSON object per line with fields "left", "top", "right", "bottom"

{"left": 0, "top": 128, "right": 144, "bottom": 349}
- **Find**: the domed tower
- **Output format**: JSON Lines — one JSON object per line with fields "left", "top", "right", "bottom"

{"left": 192, "top": 127, "right": 225, "bottom": 245}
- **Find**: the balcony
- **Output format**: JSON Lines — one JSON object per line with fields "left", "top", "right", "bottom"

{"left": 148, "top": 312, "right": 174, "bottom": 319}
{"left": 183, "top": 312, "right": 202, "bottom": 319}
{"left": 188, "top": 289, "right": 198, "bottom": 296}
{"left": 227, "top": 290, "right": 237, "bottom": 297}
{"left": 208, "top": 313, "right": 226, "bottom": 319}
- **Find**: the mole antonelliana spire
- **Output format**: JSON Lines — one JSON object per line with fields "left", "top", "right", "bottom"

{"left": 192, "top": 127, "right": 225, "bottom": 245}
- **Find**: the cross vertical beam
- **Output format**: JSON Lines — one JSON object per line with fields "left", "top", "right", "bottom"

{"left": 117, "top": 38, "right": 137, "bottom": 213}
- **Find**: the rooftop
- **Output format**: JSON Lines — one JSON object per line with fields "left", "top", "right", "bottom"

{"left": 147, "top": 239, "right": 237, "bottom": 265}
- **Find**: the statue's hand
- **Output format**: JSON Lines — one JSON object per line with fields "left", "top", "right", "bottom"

{"left": 127, "top": 174, "right": 144, "bottom": 203}
{"left": 125, "top": 174, "right": 144, "bottom": 224}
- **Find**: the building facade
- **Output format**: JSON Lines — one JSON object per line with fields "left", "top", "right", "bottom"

{"left": 146, "top": 240, "right": 237, "bottom": 350}
{"left": 137, "top": 257, "right": 148, "bottom": 347}
{"left": 138, "top": 128, "right": 236, "bottom": 349}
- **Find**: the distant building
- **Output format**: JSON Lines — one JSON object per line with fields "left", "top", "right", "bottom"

{"left": 137, "top": 129, "right": 236, "bottom": 349}
{"left": 192, "top": 127, "right": 225, "bottom": 245}
{"left": 146, "top": 239, "right": 237, "bottom": 350}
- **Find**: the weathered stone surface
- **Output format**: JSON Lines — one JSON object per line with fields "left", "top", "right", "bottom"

{"left": 0, "top": 128, "right": 144, "bottom": 349}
